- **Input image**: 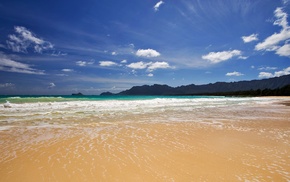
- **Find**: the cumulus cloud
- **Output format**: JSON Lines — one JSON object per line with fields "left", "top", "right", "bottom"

{"left": 6, "top": 26, "right": 53, "bottom": 53}
{"left": 76, "top": 60, "right": 94, "bottom": 67}
{"left": 99, "top": 61, "right": 117, "bottom": 67}
{"left": 258, "top": 66, "right": 290, "bottom": 78}
{"left": 127, "top": 61, "right": 171, "bottom": 72}
{"left": 255, "top": 7, "right": 290, "bottom": 57}
{"left": 127, "top": 61, "right": 149, "bottom": 69}
{"left": 226, "top": 71, "right": 244, "bottom": 76}
{"left": 0, "top": 52, "right": 45, "bottom": 75}
{"left": 136, "top": 49, "right": 161, "bottom": 58}
{"left": 153, "top": 1, "right": 164, "bottom": 11}
{"left": 202, "top": 50, "right": 242, "bottom": 64}
{"left": 147, "top": 73, "right": 154, "bottom": 77}
{"left": 276, "top": 43, "right": 290, "bottom": 56}
{"left": 274, "top": 67, "right": 290, "bottom": 77}
{"left": 258, "top": 72, "right": 274, "bottom": 78}
{"left": 242, "top": 34, "right": 259, "bottom": 43}
{"left": 147, "top": 61, "right": 170, "bottom": 72}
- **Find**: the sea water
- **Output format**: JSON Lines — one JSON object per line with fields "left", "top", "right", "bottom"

{"left": 0, "top": 95, "right": 287, "bottom": 125}
{"left": 0, "top": 95, "right": 223, "bottom": 103}
{"left": 0, "top": 95, "right": 276, "bottom": 125}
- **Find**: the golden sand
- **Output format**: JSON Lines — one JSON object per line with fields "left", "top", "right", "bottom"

{"left": 0, "top": 102, "right": 290, "bottom": 181}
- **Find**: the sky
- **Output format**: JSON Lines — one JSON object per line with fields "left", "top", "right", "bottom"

{"left": 0, "top": 0, "right": 290, "bottom": 95}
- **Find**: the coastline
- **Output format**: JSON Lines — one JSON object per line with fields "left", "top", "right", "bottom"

{"left": 0, "top": 97, "right": 290, "bottom": 181}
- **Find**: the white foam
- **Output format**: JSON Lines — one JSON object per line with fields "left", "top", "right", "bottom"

{"left": 3, "top": 101, "right": 12, "bottom": 108}
{"left": 0, "top": 97, "right": 287, "bottom": 127}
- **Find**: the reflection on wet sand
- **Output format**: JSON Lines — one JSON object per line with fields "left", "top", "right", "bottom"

{"left": 0, "top": 99, "right": 290, "bottom": 181}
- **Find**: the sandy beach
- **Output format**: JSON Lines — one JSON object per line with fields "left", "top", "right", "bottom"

{"left": 0, "top": 97, "right": 290, "bottom": 181}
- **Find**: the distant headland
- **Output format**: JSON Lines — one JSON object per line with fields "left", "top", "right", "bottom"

{"left": 100, "top": 75, "right": 290, "bottom": 96}
{"left": 72, "top": 92, "right": 84, "bottom": 96}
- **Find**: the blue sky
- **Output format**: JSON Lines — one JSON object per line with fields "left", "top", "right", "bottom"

{"left": 0, "top": 0, "right": 290, "bottom": 95}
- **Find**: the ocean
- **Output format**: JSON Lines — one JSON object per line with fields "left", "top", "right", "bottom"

{"left": 1, "top": 95, "right": 290, "bottom": 181}
{"left": 0, "top": 95, "right": 276, "bottom": 125}
{"left": 0, "top": 95, "right": 223, "bottom": 103}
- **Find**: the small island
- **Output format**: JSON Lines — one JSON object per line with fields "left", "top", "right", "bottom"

{"left": 72, "top": 92, "right": 84, "bottom": 96}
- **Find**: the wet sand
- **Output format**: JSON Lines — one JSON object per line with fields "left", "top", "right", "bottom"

{"left": 0, "top": 100, "right": 290, "bottom": 181}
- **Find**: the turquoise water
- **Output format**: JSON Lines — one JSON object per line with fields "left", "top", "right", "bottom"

{"left": 0, "top": 95, "right": 224, "bottom": 104}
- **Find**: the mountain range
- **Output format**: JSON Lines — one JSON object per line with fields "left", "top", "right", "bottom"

{"left": 109, "top": 75, "right": 290, "bottom": 96}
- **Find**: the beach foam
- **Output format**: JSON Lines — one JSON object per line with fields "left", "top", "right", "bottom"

{"left": 0, "top": 97, "right": 284, "bottom": 124}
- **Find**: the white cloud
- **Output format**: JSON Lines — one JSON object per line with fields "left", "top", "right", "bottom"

{"left": 136, "top": 49, "right": 161, "bottom": 58}
{"left": 15, "top": 26, "right": 44, "bottom": 44}
{"left": 147, "top": 61, "right": 170, "bottom": 72}
{"left": 51, "top": 51, "right": 67, "bottom": 57}
{"left": 147, "top": 73, "right": 154, "bottom": 77}
{"left": 111, "top": 51, "right": 117, "bottom": 55}
{"left": 274, "top": 66, "right": 290, "bottom": 77}
{"left": 274, "top": 7, "right": 288, "bottom": 28}
{"left": 242, "top": 34, "right": 258, "bottom": 43}
{"left": 255, "top": 7, "right": 290, "bottom": 57}
{"left": 62, "top": 69, "right": 74, "bottom": 72}
{"left": 202, "top": 50, "right": 242, "bottom": 63}
{"left": 0, "top": 52, "right": 45, "bottom": 75}
{"left": 48, "top": 82, "right": 56, "bottom": 88}
{"left": 258, "top": 66, "right": 290, "bottom": 78}
{"left": 76, "top": 60, "right": 94, "bottom": 67}
{"left": 258, "top": 72, "right": 274, "bottom": 78}
{"left": 99, "top": 61, "right": 117, "bottom": 67}
{"left": 127, "top": 61, "right": 172, "bottom": 72}
{"left": 226, "top": 71, "right": 244, "bottom": 76}
{"left": 121, "top": 59, "right": 127, "bottom": 64}
{"left": 127, "top": 61, "right": 149, "bottom": 69}
{"left": 276, "top": 43, "right": 290, "bottom": 56}
{"left": 258, "top": 66, "right": 277, "bottom": 71}
{"left": 153, "top": 1, "right": 164, "bottom": 11}
{"left": 6, "top": 26, "right": 53, "bottom": 53}
{"left": 131, "top": 69, "right": 137, "bottom": 75}
{"left": 76, "top": 61, "right": 86, "bottom": 67}
{"left": 0, "top": 83, "right": 14, "bottom": 88}
{"left": 238, "top": 56, "right": 248, "bottom": 60}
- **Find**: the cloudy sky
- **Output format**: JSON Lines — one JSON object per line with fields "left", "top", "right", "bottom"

{"left": 0, "top": 0, "right": 290, "bottom": 95}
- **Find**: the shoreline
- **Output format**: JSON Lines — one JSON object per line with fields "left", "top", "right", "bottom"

{"left": 0, "top": 97, "right": 290, "bottom": 181}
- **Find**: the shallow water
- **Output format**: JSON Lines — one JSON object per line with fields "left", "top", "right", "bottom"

{"left": 0, "top": 97, "right": 289, "bottom": 181}
{"left": 0, "top": 97, "right": 279, "bottom": 124}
